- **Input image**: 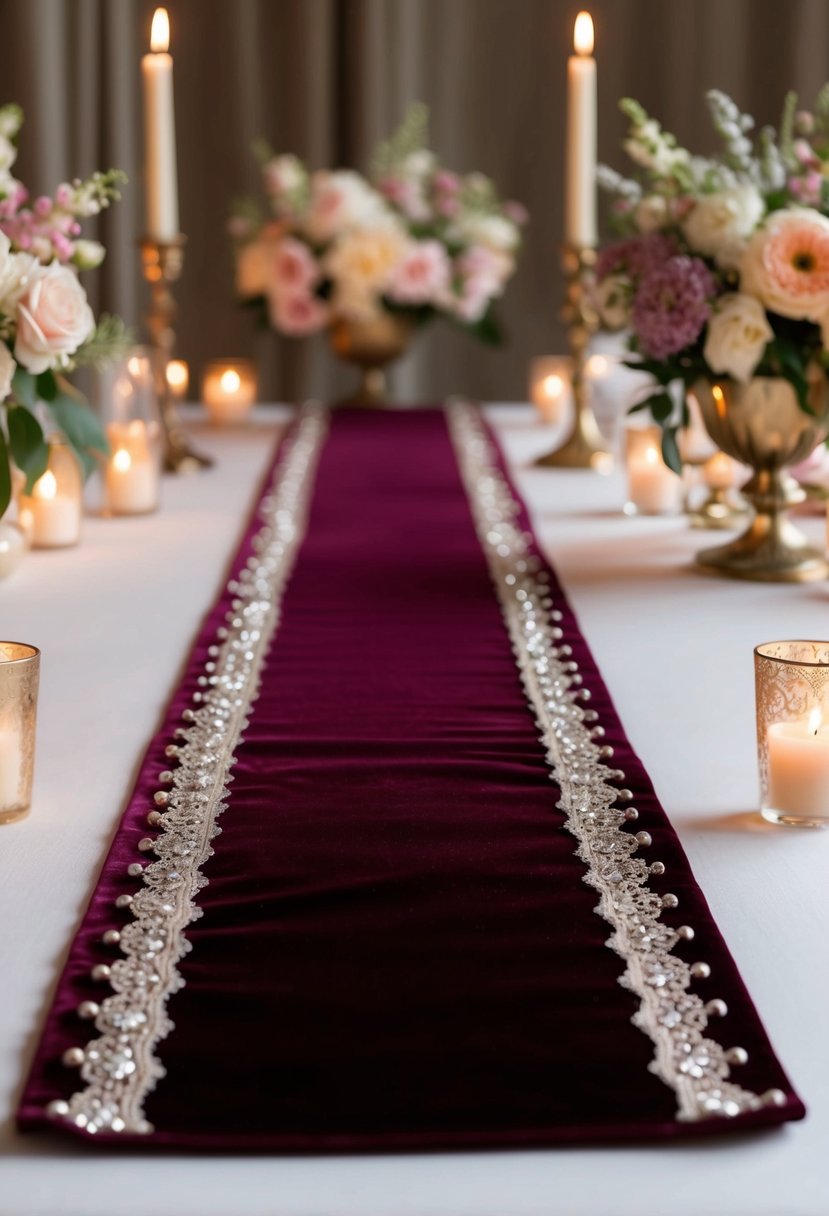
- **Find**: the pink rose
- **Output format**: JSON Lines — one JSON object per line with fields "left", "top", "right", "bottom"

{"left": 388, "top": 240, "right": 451, "bottom": 305}
{"left": 272, "top": 237, "right": 319, "bottom": 294}
{"left": 14, "top": 263, "right": 94, "bottom": 374}
{"left": 268, "top": 287, "right": 329, "bottom": 336}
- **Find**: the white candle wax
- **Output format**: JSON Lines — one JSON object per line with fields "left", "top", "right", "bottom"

{"left": 768, "top": 716, "right": 829, "bottom": 821}
{"left": 627, "top": 443, "right": 683, "bottom": 514}
{"left": 203, "top": 363, "right": 257, "bottom": 424}
{"left": 142, "top": 8, "right": 179, "bottom": 241}
{"left": 565, "top": 12, "right": 597, "bottom": 247}
{"left": 529, "top": 357, "right": 571, "bottom": 424}
{"left": 0, "top": 725, "right": 23, "bottom": 809}
{"left": 21, "top": 471, "right": 81, "bottom": 548}
{"left": 105, "top": 423, "right": 159, "bottom": 516}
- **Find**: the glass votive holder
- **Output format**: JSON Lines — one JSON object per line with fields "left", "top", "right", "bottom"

{"left": 0, "top": 642, "right": 40, "bottom": 825}
{"left": 755, "top": 640, "right": 829, "bottom": 828}
{"left": 623, "top": 424, "right": 683, "bottom": 516}
{"left": 18, "top": 440, "right": 83, "bottom": 548}
{"left": 96, "top": 348, "right": 162, "bottom": 517}
{"left": 528, "top": 356, "right": 571, "bottom": 424}
{"left": 202, "top": 359, "right": 257, "bottom": 425}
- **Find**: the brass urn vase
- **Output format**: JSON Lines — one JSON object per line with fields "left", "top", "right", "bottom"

{"left": 329, "top": 313, "right": 414, "bottom": 406}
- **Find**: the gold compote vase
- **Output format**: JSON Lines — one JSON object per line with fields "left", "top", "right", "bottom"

{"left": 329, "top": 313, "right": 415, "bottom": 406}
{"left": 693, "top": 370, "right": 829, "bottom": 582}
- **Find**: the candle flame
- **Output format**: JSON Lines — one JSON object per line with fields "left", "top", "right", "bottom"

{"left": 166, "top": 359, "right": 189, "bottom": 391}
{"left": 113, "top": 449, "right": 132, "bottom": 473}
{"left": 809, "top": 707, "right": 822, "bottom": 735}
{"left": 586, "top": 354, "right": 608, "bottom": 378}
{"left": 151, "top": 7, "right": 170, "bottom": 53}
{"left": 543, "top": 373, "right": 564, "bottom": 398}
{"left": 574, "top": 11, "right": 594, "bottom": 55}
{"left": 220, "top": 369, "right": 242, "bottom": 394}
{"left": 711, "top": 383, "right": 727, "bottom": 419}
{"left": 34, "top": 470, "right": 57, "bottom": 501}
{"left": 644, "top": 446, "right": 659, "bottom": 466}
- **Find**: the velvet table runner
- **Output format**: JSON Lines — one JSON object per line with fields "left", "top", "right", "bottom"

{"left": 18, "top": 404, "right": 804, "bottom": 1149}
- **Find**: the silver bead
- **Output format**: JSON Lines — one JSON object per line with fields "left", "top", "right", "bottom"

{"left": 706, "top": 998, "right": 728, "bottom": 1017}
{"left": 115, "top": 894, "right": 133, "bottom": 909}
{"left": 102, "top": 929, "right": 121, "bottom": 947}
{"left": 649, "top": 861, "right": 666, "bottom": 876}
{"left": 137, "top": 837, "right": 155, "bottom": 852}
{"left": 590, "top": 726, "right": 606, "bottom": 739}
{"left": 763, "top": 1088, "right": 787, "bottom": 1107}
{"left": 690, "top": 961, "right": 711, "bottom": 980}
{"left": 91, "top": 964, "right": 111, "bottom": 982}
{"left": 62, "top": 1047, "right": 85, "bottom": 1068}
{"left": 181, "top": 708, "right": 196, "bottom": 721}
{"left": 46, "top": 1099, "right": 69, "bottom": 1118}
{"left": 676, "top": 924, "right": 694, "bottom": 940}
{"left": 127, "top": 862, "right": 144, "bottom": 877}
{"left": 158, "top": 770, "right": 174, "bottom": 784}
{"left": 147, "top": 810, "right": 163, "bottom": 827}
{"left": 153, "top": 791, "right": 169, "bottom": 807}
{"left": 661, "top": 893, "right": 679, "bottom": 909}
{"left": 77, "top": 1000, "right": 99, "bottom": 1020}
{"left": 624, "top": 807, "right": 639, "bottom": 822}
{"left": 726, "top": 1047, "right": 749, "bottom": 1066}
{"left": 598, "top": 745, "right": 614, "bottom": 759}
{"left": 582, "top": 710, "right": 598, "bottom": 722}
{"left": 616, "top": 789, "right": 633, "bottom": 801}
{"left": 635, "top": 831, "right": 652, "bottom": 848}
{"left": 576, "top": 688, "right": 591, "bottom": 701}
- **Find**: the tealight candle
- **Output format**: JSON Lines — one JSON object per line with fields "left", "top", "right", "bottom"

{"left": 0, "top": 642, "right": 40, "bottom": 826}
{"left": 624, "top": 426, "right": 683, "bottom": 515}
{"left": 105, "top": 420, "right": 160, "bottom": 515}
{"left": 19, "top": 442, "right": 83, "bottom": 548}
{"left": 755, "top": 640, "right": 829, "bottom": 828}
{"left": 166, "top": 358, "right": 189, "bottom": 401}
{"left": 703, "top": 451, "right": 738, "bottom": 492}
{"left": 529, "top": 357, "right": 571, "bottom": 423}
{"left": 202, "top": 359, "right": 257, "bottom": 424}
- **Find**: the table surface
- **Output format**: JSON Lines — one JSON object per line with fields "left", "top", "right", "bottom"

{"left": 1, "top": 405, "right": 827, "bottom": 1216}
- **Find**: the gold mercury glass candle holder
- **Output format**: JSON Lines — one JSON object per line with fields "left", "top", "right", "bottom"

{"left": 0, "top": 642, "right": 40, "bottom": 825}
{"left": 535, "top": 246, "right": 612, "bottom": 471}
{"left": 140, "top": 236, "right": 213, "bottom": 473}
{"left": 755, "top": 640, "right": 829, "bottom": 828}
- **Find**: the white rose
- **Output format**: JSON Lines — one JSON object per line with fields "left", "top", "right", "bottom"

{"left": 304, "top": 171, "right": 390, "bottom": 244}
{"left": 740, "top": 208, "right": 829, "bottom": 321}
{"left": 595, "top": 273, "right": 631, "bottom": 330}
{"left": 634, "top": 195, "right": 669, "bottom": 233}
{"left": 682, "top": 185, "right": 764, "bottom": 269}
{"left": 703, "top": 293, "right": 773, "bottom": 383}
{"left": 0, "top": 250, "right": 38, "bottom": 313}
{"left": 14, "top": 263, "right": 95, "bottom": 374}
{"left": 0, "top": 343, "right": 14, "bottom": 400}
{"left": 457, "top": 213, "right": 518, "bottom": 253}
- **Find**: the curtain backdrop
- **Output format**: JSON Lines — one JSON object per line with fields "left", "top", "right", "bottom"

{"left": 2, "top": 0, "right": 829, "bottom": 404}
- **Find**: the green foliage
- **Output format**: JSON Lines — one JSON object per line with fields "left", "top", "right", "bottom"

{"left": 48, "top": 384, "right": 108, "bottom": 479}
{"left": 73, "top": 315, "right": 133, "bottom": 369}
{"left": 371, "top": 102, "right": 430, "bottom": 179}
{"left": 7, "top": 406, "right": 48, "bottom": 493}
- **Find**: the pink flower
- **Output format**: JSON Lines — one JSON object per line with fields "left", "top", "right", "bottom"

{"left": 272, "top": 237, "right": 319, "bottom": 294}
{"left": 268, "top": 288, "right": 329, "bottom": 336}
{"left": 434, "top": 170, "right": 461, "bottom": 195}
{"left": 388, "top": 240, "right": 451, "bottom": 305}
{"left": 631, "top": 255, "right": 715, "bottom": 360}
{"left": 596, "top": 233, "right": 678, "bottom": 282}
{"left": 503, "top": 200, "right": 529, "bottom": 226}
{"left": 741, "top": 208, "right": 829, "bottom": 321}
{"left": 14, "top": 262, "right": 95, "bottom": 373}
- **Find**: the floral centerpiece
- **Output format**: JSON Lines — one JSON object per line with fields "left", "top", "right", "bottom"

{"left": 0, "top": 103, "right": 126, "bottom": 515}
{"left": 229, "top": 105, "right": 526, "bottom": 400}
{"left": 595, "top": 87, "right": 829, "bottom": 580}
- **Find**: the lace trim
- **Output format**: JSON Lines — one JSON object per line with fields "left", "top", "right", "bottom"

{"left": 46, "top": 404, "right": 328, "bottom": 1135}
{"left": 446, "top": 400, "right": 787, "bottom": 1122}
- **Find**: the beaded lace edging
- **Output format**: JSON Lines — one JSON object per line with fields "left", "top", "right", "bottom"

{"left": 46, "top": 404, "right": 328, "bottom": 1135}
{"left": 446, "top": 400, "right": 787, "bottom": 1122}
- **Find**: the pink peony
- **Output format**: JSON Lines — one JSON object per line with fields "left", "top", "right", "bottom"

{"left": 388, "top": 240, "right": 451, "bottom": 305}
{"left": 272, "top": 237, "right": 319, "bottom": 294}
{"left": 268, "top": 287, "right": 329, "bottom": 336}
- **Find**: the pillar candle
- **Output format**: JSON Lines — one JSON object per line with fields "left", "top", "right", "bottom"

{"left": 202, "top": 360, "right": 257, "bottom": 424}
{"left": 0, "top": 723, "right": 23, "bottom": 809}
{"left": 142, "top": 7, "right": 179, "bottom": 241}
{"left": 105, "top": 421, "right": 159, "bottom": 516}
{"left": 767, "top": 711, "right": 829, "bottom": 822}
{"left": 625, "top": 429, "right": 683, "bottom": 515}
{"left": 565, "top": 11, "right": 597, "bottom": 247}
{"left": 20, "top": 469, "right": 82, "bottom": 548}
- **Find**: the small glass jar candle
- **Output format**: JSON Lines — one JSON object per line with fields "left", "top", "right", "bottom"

{"left": 98, "top": 349, "right": 162, "bottom": 517}
{"left": 624, "top": 425, "right": 683, "bottom": 516}
{"left": 755, "top": 640, "right": 829, "bottom": 828}
{"left": 165, "top": 358, "right": 190, "bottom": 401}
{"left": 528, "top": 357, "right": 571, "bottom": 424}
{"left": 0, "top": 642, "right": 40, "bottom": 825}
{"left": 18, "top": 441, "right": 83, "bottom": 548}
{"left": 202, "top": 359, "right": 257, "bottom": 424}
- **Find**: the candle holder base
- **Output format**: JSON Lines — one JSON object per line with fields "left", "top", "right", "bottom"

{"left": 535, "top": 409, "right": 610, "bottom": 470}
{"left": 688, "top": 487, "right": 749, "bottom": 530}
{"left": 761, "top": 806, "right": 829, "bottom": 829}
{"left": 140, "top": 235, "right": 213, "bottom": 475}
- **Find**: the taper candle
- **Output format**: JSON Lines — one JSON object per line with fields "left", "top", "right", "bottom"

{"left": 565, "top": 11, "right": 597, "bottom": 248}
{"left": 142, "top": 7, "right": 179, "bottom": 241}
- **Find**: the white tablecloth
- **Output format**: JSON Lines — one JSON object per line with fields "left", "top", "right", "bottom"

{"left": 1, "top": 406, "right": 827, "bottom": 1216}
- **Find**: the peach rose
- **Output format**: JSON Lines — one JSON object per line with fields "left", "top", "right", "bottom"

{"left": 14, "top": 263, "right": 94, "bottom": 374}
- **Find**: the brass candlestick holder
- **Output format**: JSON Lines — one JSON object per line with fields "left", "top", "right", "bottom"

{"left": 140, "top": 235, "right": 212, "bottom": 473}
{"left": 536, "top": 245, "right": 611, "bottom": 470}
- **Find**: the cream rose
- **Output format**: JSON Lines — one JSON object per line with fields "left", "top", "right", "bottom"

{"left": 595, "top": 273, "right": 631, "bottom": 331}
{"left": 682, "top": 184, "right": 764, "bottom": 268}
{"left": 703, "top": 293, "right": 773, "bottom": 383}
{"left": 634, "top": 195, "right": 669, "bottom": 234}
{"left": 740, "top": 208, "right": 829, "bottom": 321}
{"left": 0, "top": 343, "right": 14, "bottom": 401}
{"left": 14, "top": 263, "right": 95, "bottom": 374}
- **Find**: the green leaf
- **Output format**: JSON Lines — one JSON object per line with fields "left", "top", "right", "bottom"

{"left": 0, "top": 429, "right": 11, "bottom": 518}
{"left": 11, "top": 367, "right": 36, "bottom": 408}
{"left": 661, "top": 425, "right": 682, "bottom": 475}
{"left": 649, "top": 391, "right": 674, "bottom": 424}
{"left": 48, "top": 391, "right": 109, "bottom": 479}
{"left": 7, "top": 406, "right": 49, "bottom": 492}
{"left": 35, "top": 370, "right": 57, "bottom": 402}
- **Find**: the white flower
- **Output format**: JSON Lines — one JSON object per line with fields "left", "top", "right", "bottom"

{"left": 456, "top": 212, "right": 519, "bottom": 253}
{"left": 0, "top": 343, "right": 14, "bottom": 400}
{"left": 401, "top": 149, "right": 436, "bottom": 179}
{"left": 682, "top": 184, "right": 764, "bottom": 268}
{"left": 14, "top": 263, "right": 95, "bottom": 374}
{"left": 740, "top": 208, "right": 829, "bottom": 321}
{"left": 0, "top": 134, "right": 16, "bottom": 174}
{"left": 71, "top": 239, "right": 106, "bottom": 270}
{"left": 304, "top": 171, "right": 391, "bottom": 244}
{"left": 595, "top": 273, "right": 631, "bottom": 330}
{"left": 324, "top": 227, "right": 407, "bottom": 301}
{"left": 0, "top": 245, "right": 39, "bottom": 314}
{"left": 624, "top": 120, "right": 690, "bottom": 177}
{"left": 703, "top": 293, "right": 773, "bottom": 383}
{"left": 634, "top": 195, "right": 669, "bottom": 233}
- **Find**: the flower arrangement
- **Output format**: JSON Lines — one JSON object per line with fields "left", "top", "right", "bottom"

{"left": 229, "top": 104, "right": 527, "bottom": 346}
{"left": 596, "top": 86, "right": 829, "bottom": 467}
{"left": 0, "top": 103, "right": 126, "bottom": 514}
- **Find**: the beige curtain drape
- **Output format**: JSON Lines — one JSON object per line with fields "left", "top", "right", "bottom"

{"left": 2, "top": 0, "right": 829, "bottom": 403}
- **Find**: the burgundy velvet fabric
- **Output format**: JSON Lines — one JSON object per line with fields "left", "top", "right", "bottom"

{"left": 19, "top": 408, "right": 804, "bottom": 1149}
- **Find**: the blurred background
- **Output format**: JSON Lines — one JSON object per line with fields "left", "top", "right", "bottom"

{"left": 2, "top": 0, "right": 829, "bottom": 403}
